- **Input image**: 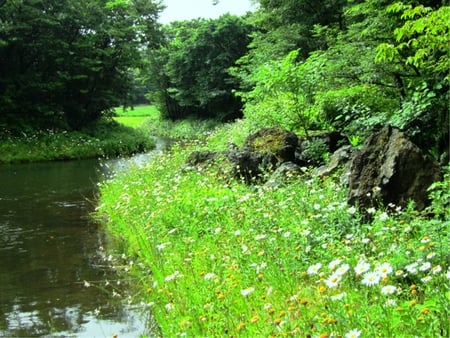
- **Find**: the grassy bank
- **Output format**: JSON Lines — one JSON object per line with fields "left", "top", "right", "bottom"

{"left": 97, "top": 123, "right": 450, "bottom": 337}
{"left": 0, "top": 107, "right": 160, "bottom": 163}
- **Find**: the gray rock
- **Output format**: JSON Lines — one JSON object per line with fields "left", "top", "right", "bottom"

{"left": 314, "top": 145, "right": 354, "bottom": 178}
{"left": 266, "top": 162, "right": 304, "bottom": 188}
{"left": 348, "top": 125, "right": 442, "bottom": 211}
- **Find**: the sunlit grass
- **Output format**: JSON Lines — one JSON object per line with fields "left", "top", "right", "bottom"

{"left": 115, "top": 105, "right": 160, "bottom": 117}
{"left": 97, "top": 125, "right": 450, "bottom": 337}
{"left": 0, "top": 119, "right": 155, "bottom": 163}
{"left": 114, "top": 116, "right": 150, "bottom": 128}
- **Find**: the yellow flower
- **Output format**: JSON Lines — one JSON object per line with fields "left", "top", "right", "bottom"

{"left": 236, "top": 322, "right": 246, "bottom": 331}
{"left": 273, "top": 318, "right": 283, "bottom": 325}
{"left": 323, "top": 317, "right": 337, "bottom": 324}
{"left": 300, "top": 299, "right": 309, "bottom": 305}
{"left": 250, "top": 316, "right": 260, "bottom": 323}
{"left": 421, "top": 308, "right": 430, "bottom": 315}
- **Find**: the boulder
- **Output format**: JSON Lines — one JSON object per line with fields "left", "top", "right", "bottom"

{"left": 225, "top": 149, "right": 277, "bottom": 183}
{"left": 243, "top": 127, "right": 298, "bottom": 163}
{"left": 314, "top": 145, "right": 354, "bottom": 178}
{"left": 186, "top": 150, "right": 219, "bottom": 166}
{"left": 348, "top": 125, "right": 442, "bottom": 211}
{"left": 266, "top": 162, "right": 304, "bottom": 188}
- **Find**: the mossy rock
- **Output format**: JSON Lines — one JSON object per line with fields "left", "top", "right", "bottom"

{"left": 243, "top": 127, "right": 298, "bottom": 163}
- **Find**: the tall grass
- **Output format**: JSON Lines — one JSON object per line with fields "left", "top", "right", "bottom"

{"left": 97, "top": 125, "right": 450, "bottom": 337}
{"left": 0, "top": 119, "right": 155, "bottom": 163}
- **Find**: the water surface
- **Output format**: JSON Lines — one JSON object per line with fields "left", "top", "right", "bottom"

{"left": 0, "top": 157, "right": 152, "bottom": 337}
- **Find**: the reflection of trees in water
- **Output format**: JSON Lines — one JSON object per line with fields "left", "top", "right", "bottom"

{"left": 0, "top": 159, "right": 145, "bottom": 336}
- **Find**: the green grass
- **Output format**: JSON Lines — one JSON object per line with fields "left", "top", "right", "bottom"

{"left": 0, "top": 119, "right": 156, "bottom": 163}
{"left": 113, "top": 105, "right": 161, "bottom": 128}
{"left": 97, "top": 123, "right": 450, "bottom": 337}
{"left": 115, "top": 105, "right": 160, "bottom": 117}
{"left": 114, "top": 116, "right": 151, "bottom": 128}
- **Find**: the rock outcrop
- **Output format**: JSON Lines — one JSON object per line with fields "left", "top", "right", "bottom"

{"left": 348, "top": 125, "right": 442, "bottom": 211}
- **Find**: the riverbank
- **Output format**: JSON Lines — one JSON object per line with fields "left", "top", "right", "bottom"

{"left": 97, "top": 121, "right": 449, "bottom": 337}
{"left": 0, "top": 106, "right": 161, "bottom": 164}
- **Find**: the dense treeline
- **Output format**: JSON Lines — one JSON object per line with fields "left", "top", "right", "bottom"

{"left": 146, "top": 14, "right": 254, "bottom": 120}
{"left": 0, "top": 0, "right": 162, "bottom": 131}
{"left": 148, "top": 0, "right": 448, "bottom": 161}
{"left": 1, "top": 0, "right": 448, "bottom": 160}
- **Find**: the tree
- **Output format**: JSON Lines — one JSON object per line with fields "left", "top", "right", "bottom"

{"left": 148, "top": 14, "right": 254, "bottom": 120}
{"left": 0, "top": 0, "right": 162, "bottom": 131}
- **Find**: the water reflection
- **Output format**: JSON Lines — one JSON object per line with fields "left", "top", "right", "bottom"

{"left": 0, "top": 158, "right": 152, "bottom": 337}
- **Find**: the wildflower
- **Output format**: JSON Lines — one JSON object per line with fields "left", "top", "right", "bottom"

{"left": 446, "top": 269, "right": 450, "bottom": 280}
{"left": 419, "top": 262, "right": 431, "bottom": 272}
{"left": 264, "top": 303, "right": 272, "bottom": 310}
{"left": 204, "top": 273, "right": 216, "bottom": 280}
{"left": 328, "top": 259, "right": 342, "bottom": 270}
{"left": 381, "top": 285, "right": 397, "bottom": 295}
{"left": 165, "top": 271, "right": 183, "bottom": 281}
{"left": 325, "top": 272, "right": 342, "bottom": 288}
{"left": 234, "top": 230, "right": 241, "bottom": 236}
{"left": 405, "top": 263, "right": 418, "bottom": 274}
{"left": 240, "top": 287, "right": 255, "bottom": 297}
{"left": 165, "top": 303, "right": 174, "bottom": 311}
{"left": 273, "top": 318, "right": 284, "bottom": 325}
{"left": 255, "top": 234, "right": 266, "bottom": 240}
{"left": 330, "top": 292, "right": 347, "bottom": 301}
{"left": 156, "top": 242, "right": 170, "bottom": 251}
{"left": 83, "top": 280, "right": 91, "bottom": 288}
{"left": 250, "top": 316, "right": 259, "bottom": 323}
{"left": 426, "top": 252, "right": 436, "bottom": 259}
{"left": 431, "top": 265, "right": 442, "bottom": 274}
{"left": 307, "top": 263, "right": 322, "bottom": 275}
{"left": 347, "top": 206, "right": 357, "bottom": 214}
{"left": 376, "top": 262, "right": 393, "bottom": 277}
{"left": 377, "top": 212, "right": 389, "bottom": 221}
{"left": 354, "top": 261, "right": 371, "bottom": 275}
{"left": 361, "top": 238, "right": 370, "bottom": 244}
{"left": 283, "top": 231, "right": 291, "bottom": 238}
{"left": 421, "top": 308, "right": 430, "bottom": 315}
{"left": 345, "top": 329, "right": 362, "bottom": 338}
{"left": 335, "top": 264, "right": 350, "bottom": 276}
{"left": 367, "top": 207, "right": 376, "bottom": 214}
{"left": 421, "top": 276, "right": 432, "bottom": 283}
{"left": 384, "top": 299, "right": 397, "bottom": 307}
{"left": 323, "top": 317, "right": 337, "bottom": 324}
{"left": 420, "top": 236, "right": 430, "bottom": 244}
{"left": 361, "top": 271, "right": 381, "bottom": 286}
{"left": 236, "top": 322, "right": 246, "bottom": 331}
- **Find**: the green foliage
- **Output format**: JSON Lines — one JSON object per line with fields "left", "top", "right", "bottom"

{"left": 148, "top": 15, "right": 253, "bottom": 120}
{"left": 376, "top": 3, "right": 450, "bottom": 79}
{"left": 0, "top": 0, "right": 163, "bottom": 130}
{"left": 0, "top": 119, "right": 155, "bottom": 163}
{"left": 426, "top": 166, "right": 450, "bottom": 219}
{"left": 98, "top": 134, "right": 449, "bottom": 337}
{"left": 238, "top": 50, "right": 323, "bottom": 134}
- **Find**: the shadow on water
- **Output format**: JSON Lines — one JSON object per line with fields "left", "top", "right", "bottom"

{"left": 0, "top": 141, "right": 171, "bottom": 337}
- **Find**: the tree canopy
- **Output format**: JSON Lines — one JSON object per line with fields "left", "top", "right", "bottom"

{"left": 0, "top": 0, "right": 162, "bottom": 130}
{"left": 147, "top": 14, "right": 254, "bottom": 120}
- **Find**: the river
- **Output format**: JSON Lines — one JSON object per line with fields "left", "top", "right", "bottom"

{"left": 0, "top": 145, "right": 166, "bottom": 337}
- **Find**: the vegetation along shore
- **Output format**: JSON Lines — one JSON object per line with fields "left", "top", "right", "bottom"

{"left": 1, "top": 0, "right": 448, "bottom": 336}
